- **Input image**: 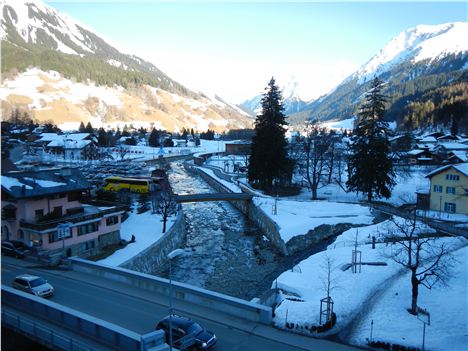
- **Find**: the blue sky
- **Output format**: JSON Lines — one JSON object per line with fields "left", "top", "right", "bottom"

{"left": 48, "top": 1, "right": 467, "bottom": 102}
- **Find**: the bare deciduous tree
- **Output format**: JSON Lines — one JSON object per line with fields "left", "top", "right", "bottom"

{"left": 157, "top": 192, "right": 177, "bottom": 233}
{"left": 296, "top": 119, "right": 334, "bottom": 199}
{"left": 320, "top": 253, "right": 339, "bottom": 298}
{"left": 384, "top": 214, "right": 454, "bottom": 315}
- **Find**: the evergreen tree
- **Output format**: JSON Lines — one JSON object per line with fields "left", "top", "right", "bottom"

{"left": 125, "top": 136, "right": 137, "bottom": 146}
{"left": 248, "top": 77, "right": 291, "bottom": 189}
{"left": 85, "top": 122, "right": 93, "bottom": 133}
{"left": 347, "top": 77, "right": 395, "bottom": 202}
{"left": 97, "top": 128, "right": 107, "bottom": 147}
{"left": 148, "top": 128, "right": 161, "bottom": 147}
{"left": 79, "top": 121, "right": 86, "bottom": 132}
{"left": 122, "top": 124, "right": 130, "bottom": 136}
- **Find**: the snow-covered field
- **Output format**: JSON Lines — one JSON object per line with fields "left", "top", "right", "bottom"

{"left": 98, "top": 205, "right": 174, "bottom": 267}
{"left": 254, "top": 197, "right": 374, "bottom": 242}
{"left": 294, "top": 166, "right": 433, "bottom": 207}
{"left": 273, "top": 217, "right": 468, "bottom": 351}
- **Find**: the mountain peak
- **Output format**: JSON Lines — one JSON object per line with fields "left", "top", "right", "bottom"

{"left": 355, "top": 22, "right": 468, "bottom": 83}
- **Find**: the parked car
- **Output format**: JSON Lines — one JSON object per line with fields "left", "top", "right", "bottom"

{"left": 1, "top": 240, "right": 31, "bottom": 258}
{"left": 155, "top": 315, "right": 217, "bottom": 350}
{"left": 12, "top": 274, "right": 54, "bottom": 298}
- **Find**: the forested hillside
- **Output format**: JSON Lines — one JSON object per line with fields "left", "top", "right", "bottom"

{"left": 1, "top": 40, "right": 193, "bottom": 97}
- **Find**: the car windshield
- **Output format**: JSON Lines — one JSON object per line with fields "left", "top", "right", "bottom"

{"left": 29, "top": 278, "right": 47, "bottom": 287}
{"left": 186, "top": 322, "right": 203, "bottom": 334}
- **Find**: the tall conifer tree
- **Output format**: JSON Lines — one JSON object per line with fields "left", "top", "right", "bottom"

{"left": 248, "top": 77, "right": 291, "bottom": 189}
{"left": 347, "top": 77, "right": 395, "bottom": 201}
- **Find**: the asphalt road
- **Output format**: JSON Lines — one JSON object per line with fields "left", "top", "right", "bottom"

{"left": 1, "top": 257, "right": 360, "bottom": 351}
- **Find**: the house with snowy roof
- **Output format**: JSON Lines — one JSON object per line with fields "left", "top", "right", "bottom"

{"left": 1, "top": 167, "right": 125, "bottom": 257}
{"left": 424, "top": 163, "right": 468, "bottom": 215}
{"left": 35, "top": 133, "right": 98, "bottom": 160}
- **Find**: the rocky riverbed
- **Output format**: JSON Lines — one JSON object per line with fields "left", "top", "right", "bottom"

{"left": 156, "top": 161, "right": 364, "bottom": 301}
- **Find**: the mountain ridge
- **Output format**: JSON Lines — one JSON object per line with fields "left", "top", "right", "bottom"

{"left": 288, "top": 22, "right": 468, "bottom": 128}
{"left": 0, "top": 0, "right": 253, "bottom": 131}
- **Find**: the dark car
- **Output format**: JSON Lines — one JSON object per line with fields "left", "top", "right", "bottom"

{"left": 1, "top": 241, "right": 31, "bottom": 258}
{"left": 156, "top": 315, "right": 217, "bottom": 350}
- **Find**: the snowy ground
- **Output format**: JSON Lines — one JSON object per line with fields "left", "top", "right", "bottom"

{"left": 311, "top": 167, "right": 433, "bottom": 206}
{"left": 253, "top": 197, "right": 374, "bottom": 242}
{"left": 98, "top": 205, "right": 174, "bottom": 267}
{"left": 417, "top": 209, "right": 468, "bottom": 223}
{"left": 273, "top": 217, "right": 468, "bottom": 351}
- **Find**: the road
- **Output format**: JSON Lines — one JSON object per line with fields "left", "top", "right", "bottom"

{"left": 1, "top": 257, "right": 360, "bottom": 351}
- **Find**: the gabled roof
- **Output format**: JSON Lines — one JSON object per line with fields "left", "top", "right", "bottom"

{"left": 48, "top": 139, "right": 91, "bottom": 149}
{"left": 425, "top": 163, "right": 468, "bottom": 178}
{"left": 1, "top": 168, "right": 91, "bottom": 199}
{"left": 448, "top": 151, "right": 468, "bottom": 163}
{"left": 407, "top": 149, "right": 426, "bottom": 156}
{"left": 438, "top": 142, "right": 468, "bottom": 151}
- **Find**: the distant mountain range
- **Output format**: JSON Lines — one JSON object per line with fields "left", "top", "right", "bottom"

{"left": 288, "top": 22, "right": 468, "bottom": 129}
{"left": 240, "top": 78, "right": 309, "bottom": 116}
{"left": 0, "top": 0, "right": 253, "bottom": 131}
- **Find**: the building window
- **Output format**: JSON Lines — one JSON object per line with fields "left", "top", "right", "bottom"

{"left": 444, "top": 202, "right": 456, "bottom": 213}
{"left": 465, "top": 189, "right": 468, "bottom": 197}
{"left": 35, "top": 209, "right": 44, "bottom": 220}
{"left": 68, "top": 192, "right": 80, "bottom": 202}
{"left": 2, "top": 207, "right": 16, "bottom": 220}
{"left": 433, "top": 185, "right": 443, "bottom": 193}
{"left": 77, "top": 222, "right": 99, "bottom": 236}
{"left": 53, "top": 206, "right": 62, "bottom": 216}
{"left": 446, "top": 187, "right": 455, "bottom": 194}
{"left": 48, "top": 228, "right": 72, "bottom": 243}
{"left": 106, "top": 216, "right": 119, "bottom": 226}
{"left": 445, "top": 174, "right": 460, "bottom": 181}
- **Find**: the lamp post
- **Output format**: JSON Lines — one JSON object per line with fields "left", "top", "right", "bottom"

{"left": 167, "top": 249, "right": 184, "bottom": 351}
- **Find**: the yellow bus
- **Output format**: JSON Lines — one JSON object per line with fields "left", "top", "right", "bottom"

{"left": 103, "top": 177, "right": 151, "bottom": 193}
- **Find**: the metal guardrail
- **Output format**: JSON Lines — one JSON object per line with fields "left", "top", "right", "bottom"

{"left": 2, "top": 308, "right": 97, "bottom": 351}
{"left": 370, "top": 204, "right": 468, "bottom": 238}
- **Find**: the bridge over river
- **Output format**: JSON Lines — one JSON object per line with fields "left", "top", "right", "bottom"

{"left": 174, "top": 192, "right": 253, "bottom": 203}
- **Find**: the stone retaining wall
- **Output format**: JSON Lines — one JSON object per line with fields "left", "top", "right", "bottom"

{"left": 120, "top": 209, "right": 186, "bottom": 271}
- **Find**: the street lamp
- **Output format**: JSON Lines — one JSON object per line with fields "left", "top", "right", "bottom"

{"left": 167, "top": 249, "right": 184, "bottom": 351}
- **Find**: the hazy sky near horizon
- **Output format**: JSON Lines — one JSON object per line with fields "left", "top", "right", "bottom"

{"left": 47, "top": 1, "right": 467, "bottom": 102}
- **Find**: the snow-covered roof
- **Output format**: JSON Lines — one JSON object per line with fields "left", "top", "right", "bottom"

{"left": 416, "top": 143, "right": 434, "bottom": 150}
{"left": 1, "top": 168, "right": 91, "bottom": 199}
{"left": 438, "top": 142, "right": 468, "bottom": 150}
{"left": 48, "top": 139, "right": 91, "bottom": 149}
{"left": 449, "top": 151, "right": 468, "bottom": 162}
{"left": 65, "top": 133, "right": 90, "bottom": 141}
{"left": 38, "top": 133, "right": 61, "bottom": 142}
{"left": 425, "top": 163, "right": 468, "bottom": 178}
{"left": 420, "top": 136, "right": 437, "bottom": 143}
{"left": 407, "top": 149, "right": 425, "bottom": 156}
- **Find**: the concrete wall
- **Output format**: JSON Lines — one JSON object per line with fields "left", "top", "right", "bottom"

{"left": 2, "top": 285, "right": 167, "bottom": 351}
{"left": 120, "top": 209, "right": 186, "bottom": 271}
{"left": 185, "top": 164, "right": 288, "bottom": 255}
{"left": 69, "top": 258, "right": 272, "bottom": 325}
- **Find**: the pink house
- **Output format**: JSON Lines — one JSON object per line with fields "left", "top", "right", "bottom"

{"left": 1, "top": 167, "right": 126, "bottom": 257}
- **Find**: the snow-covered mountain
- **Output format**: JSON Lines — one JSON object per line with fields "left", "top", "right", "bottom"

{"left": 291, "top": 22, "right": 468, "bottom": 126}
{"left": 353, "top": 22, "right": 468, "bottom": 84}
{"left": 0, "top": 0, "right": 253, "bottom": 131}
{"left": 240, "top": 78, "right": 308, "bottom": 116}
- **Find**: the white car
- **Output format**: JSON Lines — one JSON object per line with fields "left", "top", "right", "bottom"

{"left": 12, "top": 274, "right": 54, "bottom": 298}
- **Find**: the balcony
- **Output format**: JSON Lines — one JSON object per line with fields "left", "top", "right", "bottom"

{"left": 20, "top": 202, "right": 128, "bottom": 232}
